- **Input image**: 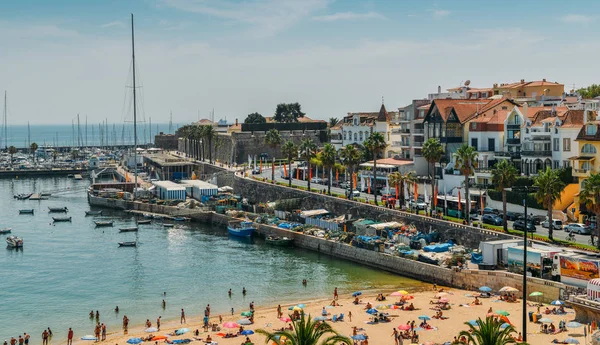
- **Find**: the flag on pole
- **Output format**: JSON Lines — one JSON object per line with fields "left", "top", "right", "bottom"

{"left": 309, "top": 168, "right": 313, "bottom": 180}
{"left": 296, "top": 167, "right": 300, "bottom": 180}
{"left": 444, "top": 185, "right": 448, "bottom": 211}
{"left": 458, "top": 190, "right": 462, "bottom": 211}
{"left": 259, "top": 160, "right": 262, "bottom": 173}
{"left": 395, "top": 185, "right": 399, "bottom": 200}
{"left": 404, "top": 182, "right": 409, "bottom": 201}
{"left": 433, "top": 186, "right": 438, "bottom": 207}
{"left": 480, "top": 190, "right": 485, "bottom": 211}
{"left": 367, "top": 178, "right": 371, "bottom": 194}
{"left": 336, "top": 169, "right": 339, "bottom": 182}
{"left": 353, "top": 173, "right": 357, "bottom": 189}
{"left": 283, "top": 163, "right": 287, "bottom": 177}
{"left": 414, "top": 183, "right": 418, "bottom": 202}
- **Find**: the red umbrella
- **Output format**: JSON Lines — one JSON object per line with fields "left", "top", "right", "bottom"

{"left": 398, "top": 324, "right": 411, "bottom": 331}
{"left": 279, "top": 317, "right": 291, "bottom": 322}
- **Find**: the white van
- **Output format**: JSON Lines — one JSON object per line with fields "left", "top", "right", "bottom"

{"left": 542, "top": 218, "right": 563, "bottom": 230}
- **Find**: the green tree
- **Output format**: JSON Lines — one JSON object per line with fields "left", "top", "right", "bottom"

{"left": 339, "top": 145, "right": 361, "bottom": 200}
{"left": 30, "top": 142, "right": 38, "bottom": 163}
{"left": 534, "top": 167, "right": 566, "bottom": 241}
{"left": 364, "top": 132, "right": 387, "bottom": 205}
{"left": 245, "top": 112, "right": 266, "bottom": 124}
{"left": 576, "top": 84, "right": 600, "bottom": 99}
{"left": 281, "top": 140, "right": 298, "bottom": 187}
{"left": 176, "top": 124, "right": 196, "bottom": 158}
{"left": 580, "top": 173, "right": 600, "bottom": 248}
{"left": 422, "top": 138, "right": 444, "bottom": 207}
{"left": 299, "top": 138, "right": 317, "bottom": 192}
{"left": 328, "top": 117, "right": 339, "bottom": 128}
{"left": 256, "top": 313, "right": 352, "bottom": 345}
{"left": 202, "top": 125, "right": 217, "bottom": 164}
{"left": 491, "top": 160, "right": 518, "bottom": 232}
{"left": 320, "top": 143, "right": 337, "bottom": 195}
{"left": 264, "top": 129, "right": 282, "bottom": 181}
{"left": 388, "top": 171, "right": 416, "bottom": 208}
{"left": 274, "top": 103, "right": 305, "bottom": 123}
{"left": 458, "top": 317, "right": 519, "bottom": 345}
{"left": 453, "top": 144, "right": 479, "bottom": 220}
{"left": 8, "top": 146, "right": 16, "bottom": 166}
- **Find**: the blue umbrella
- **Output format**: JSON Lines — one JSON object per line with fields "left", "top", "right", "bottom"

{"left": 288, "top": 306, "right": 295, "bottom": 310}
{"left": 418, "top": 315, "right": 431, "bottom": 321}
{"left": 366, "top": 308, "right": 378, "bottom": 314}
{"left": 127, "top": 338, "right": 143, "bottom": 345}
{"left": 467, "top": 320, "right": 478, "bottom": 326}
{"left": 352, "top": 291, "right": 362, "bottom": 297}
{"left": 567, "top": 321, "right": 583, "bottom": 328}
{"left": 551, "top": 300, "right": 564, "bottom": 306}
{"left": 351, "top": 335, "right": 366, "bottom": 341}
{"left": 500, "top": 323, "right": 510, "bottom": 329}
{"left": 479, "top": 286, "right": 492, "bottom": 292}
{"left": 314, "top": 316, "right": 327, "bottom": 321}
{"left": 175, "top": 328, "right": 189, "bottom": 335}
{"left": 240, "top": 330, "right": 254, "bottom": 335}
{"left": 297, "top": 304, "right": 306, "bottom": 308}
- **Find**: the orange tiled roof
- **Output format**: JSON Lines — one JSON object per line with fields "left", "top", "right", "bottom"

{"left": 469, "top": 109, "right": 510, "bottom": 126}
{"left": 496, "top": 80, "right": 564, "bottom": 89}
{"left": 429, "top": 99, "right": 487, "bottom": 123}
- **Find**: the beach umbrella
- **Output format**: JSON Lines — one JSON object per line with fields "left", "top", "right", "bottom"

{"left": 366, "top": 308, "right": 378, "bottom": 314}
{"left": 223, "top": 322, "right": 239, "bottom": 329}
{"left": 297, "top": 304, "right": 306, "bottom": 308}
{"left": 240, "top": 330, "right": 254, "bottom": 336}
{"left": 151, "top": 336, "right": 168, "bottom": 341}
{"left": 352, "top": 291, "right": 362, "bottom": 297}
{"left": 564, "top": 338, "right": 580, "bottom": 344}
{"left": 288, "top": 306, "right": 295, "bottom": 310}
{"left": 436, "top": 292, "right": 448, "bottom": 297}
{"left": 402, "top": 295, "right": 414, "bottom": 300}
{"left": 495, "top": 310, "right": 510, "bottom": 316}
{"left": 529, "top": 291, "right": 543, "bottom": 297}
{"left": 241, "top": 311, "right": 253, "bottom": 317}
{"left": 479, "top": 286, "right": 492, "bottom": 292}
{"left": 500, "top": 323, "right": 510, "bottom": 329}
{"left": 418, "top": 315, "right": 431, "bottom": 321}
{"left": 500, "top": 316, "right": 511, "bottom": 325}
{"left": 376, "top": 304, "right": 390, "bottom": 309}
{"left": 567, "top": 322, "right": 583, "bottom": 328}
{"left": 175, "top": 328, "right": 189, "bottom": 335}
{"left": 127, "top": 338, "right": 143, "bottom": 344}
{"left": 279, "top": 317, "right": 291, "bottom": 322}
{"left": 467, "top": 320, "right": 478, "bottom": 326}
{"left": 238, "top": 319, "right": 252, "bottom": 325}
{"left": 551, "top": 300, "right": 564, "bottom": 306}
{"left": 390, "top": 291, "right": 404, "bottom": 297}
{"left": 314, "top": 316, "right": 327, "bottom": 321}
{"left": 499, "top": 286, "right": 519, "bottom": 292}
{"left": 351, "top": 335, "right": 366, "bottom": 341}
{"left": 293, "top": 306, "right": 303, "bottom": 312}
{"left": 398, "top": 324, "right": 411, "bottom": 331}
{"left": 81, "top": 336, "right": 98, "bottom": 341}
{"left": 538, "top": 317, "right": 553, "bottom": 323}
{"left": 439, "top": 298, "right": 450, "bottom": 303}
{"left": 144, "top": 327, "right": 158, "bottom": 333}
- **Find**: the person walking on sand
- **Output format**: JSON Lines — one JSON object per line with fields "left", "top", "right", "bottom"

{"left": 94, "top": 324, "right": 100, "bottom": 342}
{"left": 23, "top": 333, "right": 29, "bottom": 345}
{"left": 392, "top": 329, "right": 399, "bottom": 345}
{"left": 157, "top": 317, "right": 161, "bottom": 331}
{"left": 41, "top": 330, "right": 49, "bottom": 345}
{"left": 348, "top": 311, "right": 352, "bottom": 322}
{"left": 67, "top": 328, "right": 73, "bottom": 345}
{"left": 277, "top": 305, "right": 282, "bottom": 318}
{"left": 101, "top": 323, "right": 106, "bottom": 341}
{"left": 181, "top": 309, "right": 186, "bottom": 324}
{"left": 333, "top": 287, "right": 338, "bottom": 300}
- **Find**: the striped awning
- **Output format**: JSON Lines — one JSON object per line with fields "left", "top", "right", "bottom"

{"left": 569, "top": 156, "right": 596, "bottom": 161}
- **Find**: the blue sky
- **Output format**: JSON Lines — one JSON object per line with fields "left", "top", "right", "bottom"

{"left": 0, "top": 0, "right": 598, "bottom": 125}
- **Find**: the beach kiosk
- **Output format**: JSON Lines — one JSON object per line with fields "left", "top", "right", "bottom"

{"left": 588, "top": 278, "right": 600, "bottom": 301}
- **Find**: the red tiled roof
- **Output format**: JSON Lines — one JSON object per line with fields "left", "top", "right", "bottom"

{"left": 469, "top": 109, "right": 510, "bottom": 126}
{"left": 429, "top": 99, "right": 487, "bottom": 123}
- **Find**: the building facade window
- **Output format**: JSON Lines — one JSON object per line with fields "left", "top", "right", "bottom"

{"left": 354, "top": 133, "right": 357, "bottom": 141}
{"left": 553, "top": 138, "right": 559, "bottom": 151}
{"left": 563, "top": 160, "right": 571, "bottom": 168}
{"left": 471, "top": 138, "right": 478, "bottom": 150}
{"left": 563, "top": 138, "right": 571, "bottom": 151}
{"left": 587, "top": 124, "right": 597, "bottom": 136}
{"left": 348, "top": 131, "right": 352, "bottom": 141}
{"left": 343, "top": 131, "right": 347, "bottom": 140}
{"left": 354, "top": 118, "right": 359, "bottom": 126}
{"left": 359, "top": 132, "right": 363, "bottom": 141}
{"left": 488, "top": 138, "right": 495, "bottom": 151}
{"left": 582, "top": 143, "right": 597, "bottom": 154}
{"left": 554, "top": 160, "right": 559, "bottom": 169}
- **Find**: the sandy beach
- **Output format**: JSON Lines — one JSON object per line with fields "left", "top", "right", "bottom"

{"left": 68, "top": 285, "right": 587, "bottom": 345}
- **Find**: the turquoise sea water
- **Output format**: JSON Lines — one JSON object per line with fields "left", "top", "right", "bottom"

{"left": 0, "top": 177, "right": 423, "bottom": 342}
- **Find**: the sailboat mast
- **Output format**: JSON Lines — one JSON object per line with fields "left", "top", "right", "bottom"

{"left": 131, "top": 13, "right": 138, "bottom": 199}
{"left": 4, "top": 91, "right": 7, "bottom": 150}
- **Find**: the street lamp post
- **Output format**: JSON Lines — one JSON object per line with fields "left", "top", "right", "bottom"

{"left": 522, "top": 197, "right": 528, "bottom": 343}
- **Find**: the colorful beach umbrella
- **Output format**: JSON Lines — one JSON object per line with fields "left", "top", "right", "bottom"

{"left": 238, "top": 319, "right": 252, "bottom": 325}
{"left": 500, "top": 323, "right": 510, "bottom": 329}
{"left": 127, "top": 338, "right": 143, "bottom": 344}
{"left": 351, "top": 335, "right": 366, "bottom": 341}
{"left": 439, "top": 298, "right": 450, "bottom": 303}
{"left": 529, "top": 291, "right": 543, "bottom": 297}
{"left": 287, "top": 306, "right": 295, "bottom": 310}
{"left": 551, "top": 300, "right": 564, "bottom": 306}
{"left": 293, "top": 306, "right": 303, "bottom": 312}
{"left": 366, "top": 308, "right": 378, "bottom": 314}
{"left": 390, "top": 291, "right": 404, "bottom": 296}
{"left": 241, "top": 311, "right": 253, "bottom": 317}
{"left": 352, "top": 291, "right": 362, "bottom": 297}
{"left": 144, "top": 327, "right": 158, "bottom": 333}
{"left": 279, "top": 317, "right": 291, "bottom": 322}
{"left": 479, "top": 286, "right": 492, "bottom": 292}
{"left": 538, "top": 317, "right": 553, "bottom": 323}
{"left": 297, "top": 304, "right": 306, "bottom": 308}
{"left": 567, "top": 321, "right": 583, "bottom": 328}
{"left": 499, "top": 286, "right": 519, "bottom": 292}
{"left": 467, "top": 320, "right": 478, "bottom": 326}
{"left": 398, "top": 324, "right": 411, "bottom": 331}
{"left": 418, "top": 315, "right": 431, "bottom": 321}
{"left": 495, "top": 310, "right": 510, "bottom": 316}
{"left": 223, "top": 322, "right": 239, "bottom": 329}
{"left": 240, "top": 330, "right": 254, "bottom": 335}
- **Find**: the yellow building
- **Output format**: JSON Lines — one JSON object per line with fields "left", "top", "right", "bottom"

{"left": 492, "top": 79, "right": 564, "bottom": 99}
{"left": 572, "top": 121, "right": 600, "bottom": 222}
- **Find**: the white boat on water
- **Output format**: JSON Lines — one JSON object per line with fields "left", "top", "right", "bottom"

{"left": 6, "top": 236, "right": 23, "bottom": 248}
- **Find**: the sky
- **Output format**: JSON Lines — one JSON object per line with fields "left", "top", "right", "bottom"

{"left": 0, "top": 0, "right": 598, "bottom": 125}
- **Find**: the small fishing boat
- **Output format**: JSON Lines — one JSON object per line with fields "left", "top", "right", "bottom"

{"left": 142, "top": 213, "right": 153, "bottom": 219}
{"left": 6, "top": 236, "right": 23, "bottom": 248}
{"left": 154, "top": 215, "right": 164, "bottom": 220}
{"left": 14, "top": 193, "right": 32, "bottom": 200}
{"left": 0, "top": 228, "right": 12, "bottom": 234}
{"left": 19, "top": 209, "right": 34, "bottom": 215}
{"left": 52, "top": 216, "right": 72, "bottom": 222}
{"left": 94, "top": 220, "right": 114, "bottom": 227}
{"left": 172, "top": 217, "right": 188, "bottom": 222}
{"left": 136, "top": 219, "right": 152, "bottom": 225}
{"left": 48, "top": 207, "right": 68, "bottom": 213}
{"left": 227, "top": 220, "right": 256, "bottom": 237}
{"left": 85, "top": 210, "right": 103, "bottom": 216}
{"left": 265, "top": 235, "right": 294, "bottom": 247}
{"left": 67, "top": 174, "right": 74, "bottom": 178}
{"left": 118, "top": 241, "right": 137, "bottom": 247}
{"left": 119, "top": 227, "right": 138, "bottom": 232}
{"left": 162, "top": 223, "right": 174, "bottom": 228}
{"left": 40, "top": 192, "right": 52, "bottom": 197}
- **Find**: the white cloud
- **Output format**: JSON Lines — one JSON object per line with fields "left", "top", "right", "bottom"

{"left": 431, "top": 9, "right": 450, "bottom": 19}
{"left": 101, "top": 21, "right": 126, "bottom": 29}
{"left": 159, "top": 0, "right": 329, "bottom": 37}
{"left": 561, "top": 14, "right": 593, "bottom": 24}
{"left": 0, "top": 22, "right": 79, "bottom": 39}
{"left": 312, "top": 11, "right": 385, "bottom": 22}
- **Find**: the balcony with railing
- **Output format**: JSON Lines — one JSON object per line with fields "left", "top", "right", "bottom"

{"left": 413, "top": 139, "right": 424, "bottom": 147}
{"left": 507, "top": 124, "right": 521, "bottom": 130}
{"left": 573, "top": 168, "right": 594, "bottom": 178}
{"left": 494, "top": 151, "right": 521, "bottom": 159}
{"left": 530, "top": 129, "right": 551, "bottom": 140}
{"left": 507, "top": 138, "right": 520, "bottom": 145}
{"left": 391, "top": 141, "right": 403, "bottom": 148}
{"left": 521, "top": 150, "right": 551, "bottom": 157}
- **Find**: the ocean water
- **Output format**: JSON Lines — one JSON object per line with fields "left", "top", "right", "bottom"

{"left": 0, "top": 177, "right": 423, "bottom": 342}
{"left": 0, "top": 123, "right": 176, "bottom": 149}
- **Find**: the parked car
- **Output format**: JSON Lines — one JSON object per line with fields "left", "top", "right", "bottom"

{"left": 542, "top": 219, "right": 563, "bottom": 230}
{"left": 504, "top": 212, "right": 520, "bottom": 221}
{"left": 517, "top": 215, "right": 542, "bottom": 225}
{"left": 346, "top": 189, "right": 361, "bottom": 198}
{"left": 381, "top": 194, "right": 394, "bottom": 202}
{"left": 339, "top": 181, "right": 350, "bottom": 189}
{"left": 483, "top": 207, "right": 499, "bottom": 215}
{"left": 252, "top": 168, "right": 261, "bottom": 175}
{"left": 408, "top": 199, "right": 427, "bottom": 210}
{"left": 482, "top": 214, "right": 503, "bottom": 226}
{"left": 310, "top": 177, "right": 324, "bottom": 184}
{"left": 513, "top": 220, "right": 536, "bottom": 232}
{"left": 565, "top": 223, "right": 592, "bottom": 235}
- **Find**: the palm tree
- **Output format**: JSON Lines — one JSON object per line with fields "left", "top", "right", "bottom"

{"left": 281, "top": 141, "right": 298, "bottom": 187}
{"left": 339, "top": 145, "right": 361, "bottom": 200}
{"left": 30, "top": 142, "right": 38, "bottom": 163}
{"left": 320, "top": 144, "right": 337, "bottom": 195}
{"left": 422, "top": 138, "right": 444, "bottom": 206}
{"left": 364, "top": 132, "right": 387, "bottom": 205}
{"left": 264, "top": 129, "right": 282, "bottom": 181}
{"left": 202, "top": 125, "right": 217, "bottom": 164}
{"left": 257, "top": 314, "right": 352, "bottom": 345}
{"left": 491, "top": 160, "right": 518, "bottom": 232}
{"left": 579, "top": 173, "right": 600, "bottom": 248}
{"left": 388, "top": 171, "right": 416, "bottom": 209}
{"left": 8, "top": 146, "right": 16, "bottom": 166}
{"left": 299, "top": 138, "right": 317, "bottom": 192}
{"left": 328, "top": 117, "right": 339, "bottom": 128}
{"left": 534, "top": 167, "right": 566, "bottom": 241}
{"left": 453, "top": 144, "right": 478, "bottom": 221}
{"left": 177, "top": 124, "right": 195, "bottom": 156}
{"left": 458, "top": 317, "right": 519, "bottom": 345}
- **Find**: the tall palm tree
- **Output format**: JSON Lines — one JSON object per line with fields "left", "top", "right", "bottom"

{"left": 280, "top": 140, "right": 298, "bottom": 187}
{"left": 257, "top": 313, "right": 352, "bottom": 345}
{"left": 202, "top": 125, "right": 217, "bottom": 164}
{"left": 339, "top": 145, "right": 361, "bottom": 200}
{"left": 534, "top": 167, "right": 566, "bottom": 241}
{"left": 177, "top": 124, "right": 195, "bottom": 156}
{"left": 491, "top": 160, "right": 518, "bottom": 232}
{"left": 364, "top": 132, "right": 387, "bottom": 205}
{"left": 299, "top": 138, "right": 317, "bottom": 192}
{"left": 453, "top": 144, "right": 478, "bottom": 221}
{"left": 320, "top": 143, "right": 337, "bottom": 195}
{"left": 8, "top": 146, "right": 16, "bottom": 166}
{"left": 579, "top": 173, "right": 600, "bottom": 248}
{"left": 388, "top": 171, "right": 416, "bottom": 209}
{"left": 264, "top": 129, "right": 282, "bottom": 181}
{"left": 30, "top": 142, "right": 38, "bottom": 163}
{"left": 422, "top": 138, "right": 444, "bottom": 207}
{"left": 328, "top": 117, "right": 339, "bottom": 128}
{"left": 458, "top": 317, "right": 519, "bottom": 345}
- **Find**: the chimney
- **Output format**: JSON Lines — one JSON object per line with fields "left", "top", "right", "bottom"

{"left": 493, "top": 83, "right": 498, "bottom": 88}
{"left": 543, "top": 78, "right": 546, "bottom": 82}
{"left": 520, "top": 79, "right": 525, "bottom": 84}
{"left": 523, "top": 103, "right": 528, "bottom": 119}
{"left": 438, "top": 85, "right": 441, "bottom": 94}
{"left": 235, "top": 118, "right": 238, "bottom": 126}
